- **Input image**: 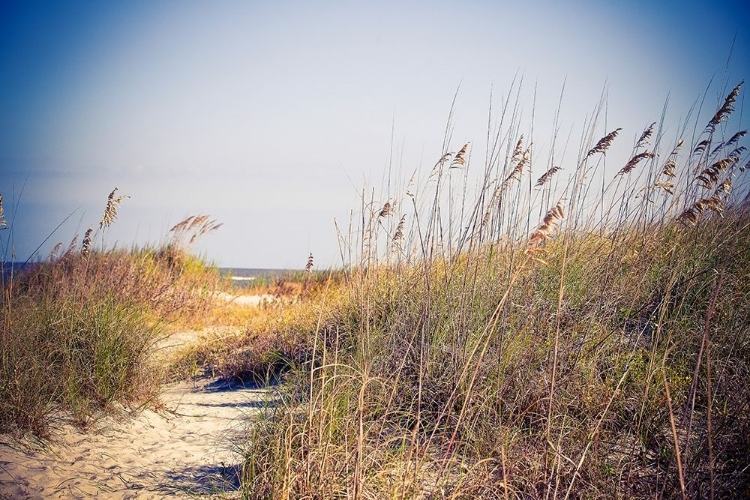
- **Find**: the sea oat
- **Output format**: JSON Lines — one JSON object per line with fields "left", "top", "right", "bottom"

{"left": 679, "top": 188, "right": 730, "bottom": 225}
{"left": 62, "top": 235, "right": 78, "bottom": 259}
{"left": 48, "top": 242, "right": 63, "bottom": 261}
{"left": 378, "top": 201, "right": 394, "bottom": 218}
{"left": 636, "top": 122, "right": 656, "bottom": 149}
{"left": 305, "top": 253, "right": 314, "bottom": 272}
{"left": 511, "top": 136, "right": 525, "bottom": 164}
{"left": 654, "top": 181, "right": 675, "bottom": 195}
{"left": 536, "top": 166, "right": 561, "bottom": 187}
{"left": 393, "top": 214, "right": 406, "bottom": 243}
{"left": 697, "top": 157, "right": 736, "bottom": 189}
{"left": 451, "top": 143, "right": 470, "bottom": 167}
{"left": 661, "top": 159, "right": 677, "bottom": 178}
{"left": 528, "top": 202, "right": 565, "bottom": 247}
{"left": 705, "top": 81, "right": 743, "bottom": 135}
{"left": 99, "top": 188, "right": 130, "bottom": 229}
{"left": 619, "top": 152, "right": 655, "bottom": 175}
{"left": 586, "top": 128, "right": 622, "bottom": 159}
{"left": 692, "top": 139, "right": 711, "bottom": 157}
{"left": 81, "top": 228, "right": 93, "bottom": 255}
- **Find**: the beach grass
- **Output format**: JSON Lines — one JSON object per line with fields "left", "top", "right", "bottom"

{"left": 232, "top": 82, "right": 750, "bottom": 498}
{"left": 0, "top": 199, "right": 225, "bottom": 435}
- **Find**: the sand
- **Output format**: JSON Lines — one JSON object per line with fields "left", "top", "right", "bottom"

{"left": 0, "top": 294, "right": 275, "bottom": 499}
{"left": 0, "top": 378, "right": 273, "bottom": 499}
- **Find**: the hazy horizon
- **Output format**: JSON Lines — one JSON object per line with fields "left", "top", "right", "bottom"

{"left": 2, "top": 0, "right": 748, "bottom": 268}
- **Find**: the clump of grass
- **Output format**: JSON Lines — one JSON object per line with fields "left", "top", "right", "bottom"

{"left": 0, "top": 191, "right": 225, "bottom": 435}
{"left": 238, "top": 80, "right": 750, "bottom": 498}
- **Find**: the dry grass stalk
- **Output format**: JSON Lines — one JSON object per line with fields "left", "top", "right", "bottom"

{"left": 62, "top": 235, "right": 78, "bottom": 260}
{"left": 502, "top": 140, "right": 531, "bottom": 188}
{"left": 636, "top": 122, "right": 656, "bottom": 149}
{"left": 393, "top": 215, "right": 406, "bottom": 243}
{"left": 692, "top": 139, "right": 711, "bottom": 157}
{"left": 661, "top": 158, "right": 677, "bottom": 178}
{"left": 81, "top": 228, "right": 93, "bottom": 255}
{"left": 451, "top": 143, "right": 470, "bottom": 167}
{"left": 585, "top": 128, "right": 622, "bottom": 159}
{"left": 619, "top": 151, "right": 655, "bottom": 175}
{"left": 704, "top": 81, "right": 743, "bottom": 135}
{"left": 169, "top": 215, "right": 223, "bottom": 249}
{"left": 725, "top": 130, "right": 747, "bottom": 149}
{"left": 0, "top": 193, "right": 6, "bottom": 229}
{"left": 536, "top": 166, "right": 561, "bottom": 186}
{"left": 654, "top": 181, "right": 675, "bottom": 194}
{"left": 528, "top": 201, "right": 565, "bottom": 247}
{"left": 99, "top": 188, "right": 130, "bottom": 229}
{"left": 510, "top": 136, "right": 525, "bottom": 164}
{"left": 305, "top": 253, "right": 314, "bottom": 272}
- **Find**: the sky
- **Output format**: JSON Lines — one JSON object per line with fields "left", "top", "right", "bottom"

{"left": 1, "top": 0, "right": 748, "bottom": 269}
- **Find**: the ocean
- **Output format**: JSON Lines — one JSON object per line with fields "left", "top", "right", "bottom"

{"left": 217, "top": 268, "right": 293, "bottom": 289}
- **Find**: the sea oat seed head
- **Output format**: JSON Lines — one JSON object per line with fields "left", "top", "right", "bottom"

{"left": 586, "top": 128, "right": 622, "bottom": 159}
{"left": 99, "top": 188, "right": 130, "bottom": 229}
{"left": 536, "top": 166, "right": 561, "bottom": 187}
{"left": 81, "top": 228, "right": 93, "bottom": 255}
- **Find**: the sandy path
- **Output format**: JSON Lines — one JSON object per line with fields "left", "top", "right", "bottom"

{"left": 0, "top": 379, "right": 272, "bottom": 499}
{"left": 0, "top": 294, "right": 275, "bottom": 499}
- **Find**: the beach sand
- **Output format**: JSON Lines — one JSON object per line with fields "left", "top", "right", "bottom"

{"left": 0, "top": 378, "right": 272, "bottom": 499}
{"left": 0, "top": 294, "right": 275, "bottom": 499}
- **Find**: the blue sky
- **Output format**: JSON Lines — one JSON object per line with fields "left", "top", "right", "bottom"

{"left": 1, "top": 0, "right": 748, "bottom": 268}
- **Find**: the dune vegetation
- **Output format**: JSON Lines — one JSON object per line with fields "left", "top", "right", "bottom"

{"left": 231, "top": 82, "right": 750, "bottom": 499}
{"left": 2, "top": 80, "right": 749, "bottom": 499}
{"left": 0, "top": 197, "right": 225, "bottom": 435}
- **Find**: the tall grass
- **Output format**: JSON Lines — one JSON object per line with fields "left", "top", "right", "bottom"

{"left": 0, "top": 192, "right": 224, "bottom": 435}
{"left": 239, "top": 81, "right": 750, "bottom": 498}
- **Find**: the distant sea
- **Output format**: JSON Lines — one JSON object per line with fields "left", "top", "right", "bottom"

{"left": 218, "top": 268, "right": 293, "bottom": 289}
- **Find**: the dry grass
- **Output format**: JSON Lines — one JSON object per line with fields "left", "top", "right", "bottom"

{"left": 235, "top": 80, "right": 750, "bottom": 499}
